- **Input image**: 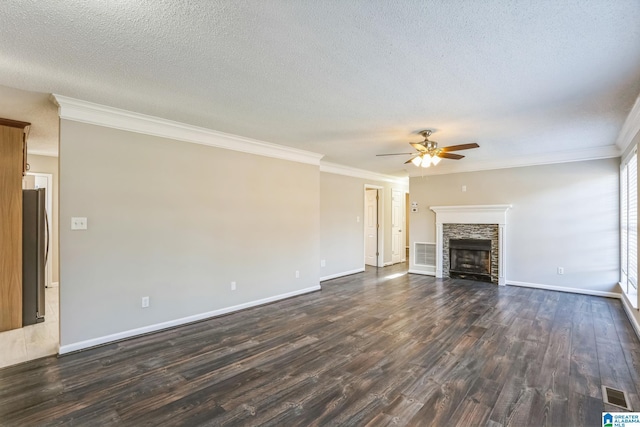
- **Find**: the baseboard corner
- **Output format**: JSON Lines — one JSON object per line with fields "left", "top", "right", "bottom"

{"left": 506, "top": 280, "right": 621, "bottom": 299}
{"left": 320, "top": 268, "right": 365, "bottom": 282}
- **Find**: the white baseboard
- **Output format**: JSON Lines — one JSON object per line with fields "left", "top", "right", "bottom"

{"left": 59, "top": 285, "right": 321, "bottom": 355}
{"left": 408, "top": 268, "right": 436, "bottom": 276}
{"left": 506, "top": 280, "right": 621, "bottom": 299}
{"left": 320, "top": 268, "right": 365, "bottom": 282}
{"left": 620, "top": 291, "right": 640, "bottom": 341}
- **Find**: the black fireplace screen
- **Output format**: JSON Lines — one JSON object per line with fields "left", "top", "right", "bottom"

{"left": 449, "top": 239, "right": 491, "bottom": 282}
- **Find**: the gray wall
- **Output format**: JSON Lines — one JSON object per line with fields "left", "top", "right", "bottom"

{"left": 59, "top": 120, "right": 320, "bottom": 347}
{"left": 320, "top": 172, "right": 405, "bottom": 279}
{"left": 409, "top": 158, "right": 620, "bottom": 293}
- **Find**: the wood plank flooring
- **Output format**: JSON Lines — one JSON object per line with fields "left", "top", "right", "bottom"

{"left": 1, "top": 264, "right": 639, "bottom": 426}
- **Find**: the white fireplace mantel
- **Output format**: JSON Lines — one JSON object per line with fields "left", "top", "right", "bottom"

{"left": 430, "top": 204, "right": 512, "bottom": 286}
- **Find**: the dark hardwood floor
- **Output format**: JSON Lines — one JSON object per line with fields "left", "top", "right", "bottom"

{"left": 1, "top": 264, "right": 639, "bottom": 426}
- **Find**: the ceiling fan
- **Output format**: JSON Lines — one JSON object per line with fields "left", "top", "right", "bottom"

{"left": 377, "top": 130, "right": 479, "bottom": 167}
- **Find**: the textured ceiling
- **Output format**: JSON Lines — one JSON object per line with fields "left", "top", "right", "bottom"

{"left": 1, "top": 1, "right": 639, "bottom": 176}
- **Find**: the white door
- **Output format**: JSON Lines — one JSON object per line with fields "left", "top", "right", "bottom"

{"left": 365, "top": 189, "right": 378, "bottom": 266}
{"left": 391, "top": 189, "right": 403, "bottom": 264}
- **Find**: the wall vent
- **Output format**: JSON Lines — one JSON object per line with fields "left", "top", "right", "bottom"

{"left": 602, "top": 385, "right": 631, "bottom": 410}
{"left": 414, "top": 242, "right": 436, "bottom": 267}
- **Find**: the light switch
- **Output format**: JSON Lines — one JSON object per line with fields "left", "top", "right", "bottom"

{"left": 71, "top": 217, "right": 87, "bottom": 230}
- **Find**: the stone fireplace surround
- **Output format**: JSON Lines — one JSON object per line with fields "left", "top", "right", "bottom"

{"left": 430, "top": 205, "right": 511, "bottom": 286}
{"left": 445, "top": 224, "right": 498, "bottom": 283}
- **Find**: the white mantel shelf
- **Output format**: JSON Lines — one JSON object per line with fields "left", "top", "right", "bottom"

{"left": 430, "top": 204, "right": 512, "bottom": 286}
{"left": 430, "top": 205, "right": 512, "bottom": 225}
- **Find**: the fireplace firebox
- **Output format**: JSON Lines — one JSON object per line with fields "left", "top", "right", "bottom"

{"left": 449, "top": 239, "right": 492, "bottom": 282}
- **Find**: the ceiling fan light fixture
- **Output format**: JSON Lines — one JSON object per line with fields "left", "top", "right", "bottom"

{"left": 376, "top": 129, "right": 479, "bottom": 169}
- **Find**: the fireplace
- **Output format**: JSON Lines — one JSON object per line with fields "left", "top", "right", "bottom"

{"left": 430, "top": 205, "right": 511, "bottom": 286}
{"left": 449, "top": 239, "right": 492, "bottom": 282}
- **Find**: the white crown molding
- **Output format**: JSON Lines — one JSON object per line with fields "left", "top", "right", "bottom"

{"left": 320, "top": 161, "right": 409, "bottom": 187}
{"left": 51, "top": 94, "right": 324, "bottom": 166}
{"left": 408, "top": 145, "right": 621, "bottom": 177}
{"left": 616, "top": 94, "right": 640, "bottom": 154}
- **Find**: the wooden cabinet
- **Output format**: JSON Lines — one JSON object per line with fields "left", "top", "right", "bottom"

{"left": 0, "top": 118, "right": 30, "bottom": 332}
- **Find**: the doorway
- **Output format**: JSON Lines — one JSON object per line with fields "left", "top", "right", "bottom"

{"left": 364, "top": 186, "right": 383, "bottom": 267}
{"left": 0, "top": 171, "right": 59, "bottom": 369}
{"left": 391, "top": 188, "right": 405, "bottom": 264}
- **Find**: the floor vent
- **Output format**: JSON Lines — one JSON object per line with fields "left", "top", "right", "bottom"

{"left": 602, "top": 386, "right": 631, "bottom": 410}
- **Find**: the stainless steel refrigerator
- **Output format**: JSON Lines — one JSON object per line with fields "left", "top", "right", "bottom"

{"left": 23, "top": 188, "right": 48, "bottom": 326}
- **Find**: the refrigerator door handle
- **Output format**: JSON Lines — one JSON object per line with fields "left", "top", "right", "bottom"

{"left": 44, "top": 209, "right": 49, "bottom": 266}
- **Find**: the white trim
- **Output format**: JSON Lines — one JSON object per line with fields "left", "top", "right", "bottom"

{"left": 59, "top": 285, "right": 320, "bottom": 355}
{"left": 622, "top": 144, "right": 638, "bottom": 166}
{"left": 620, "top": 290, "right": 640, "bottom": 341}
{"left": 50, "top": 282, "right": 59, "bottom": 287}
{"left": 408, "top": 268, "right": 436, "bottom": 276}
{"left": 408, "top": 145, "right": 620, "bottom": 177}
{"left": 51, "top": 95, "right": 324, "bottom": 166}
{"left": 507, "top": 280, "right": 621, "bottom": 299}
{"left": 320, "top": 268, "right": 365, "bottom": 282}
{"left": 26, "top": 149, "right": 58, "bottom": 158}
{"left": 616, "top": 94, "right": 640, "bottom": 154}
{"left": 321, "top": 161, "right": 409, "bottom": 188}
{"left": 430, "top": 205, "right": 512, "bottom": 224}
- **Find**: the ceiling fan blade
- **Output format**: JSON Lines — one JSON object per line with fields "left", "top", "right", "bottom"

{"left": 405, "top": 155, "right": 420, "bottom": 164}
{"left": 410, "top": 142, "right": 427, "bottom": 152}
{"left": 376, "top": 152, "right": 414, "bottom": 156}
{"left": 438, "top": 152, "right": 465, "bottom": 160}
{"left": 439, "top": 143, "right": 479, "bottom": 152}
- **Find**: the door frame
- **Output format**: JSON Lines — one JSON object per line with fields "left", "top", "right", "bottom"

{"left": 26, "top": 172, "right": 53, "bottom": 288}
{"left": 391, "top": 187, "right": 406, "bottom": 264}
{"left": 364, "top": 184, "right": 384, "bottom": 267}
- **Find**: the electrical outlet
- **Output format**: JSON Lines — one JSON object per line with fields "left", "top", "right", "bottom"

{"left": 71, "top": 217, "right": 88, "bottom": 230}
{"left": 557, "top": 267, "right": 564, "bottom": 275}
{"left": 231, "top": 281, "right": 236, "bottom": 291}
{"left": 461, "top": 185, "right": 467, "bottom": 192}
{"left": 141, "top": 296, "right": 150, "bottom": 308}
{"left": 321, "top": 260, "right": 326, "bottom": 267}
{"left": 356, "top": 216, "right": 360, "bottom": 223}
{"left": 295, "top": 270, "right": 300, "bottom": 278}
